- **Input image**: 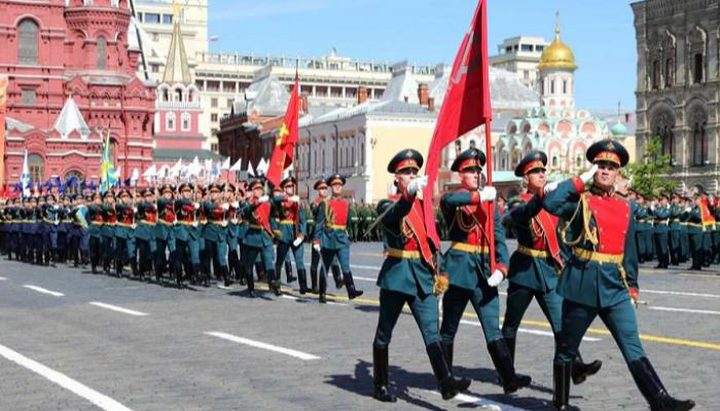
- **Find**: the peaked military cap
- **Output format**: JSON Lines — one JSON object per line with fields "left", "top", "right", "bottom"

{"left": 514, "top": 150, "right": 548, "bottom": 177}
{"left": 159, "top": 184, "right": 174, "bottom": 194}
{"left": 313, "top": 178, "right": 328, "bottom": 190}
{"left": 326, "top": 174, "right": 346, "bottom": 186}
{"left": 103, "top": 191, "right": 115, "bottom": 199}
{"left": 178, "top": 182, "right": 194, "bottom": 192}
{"left": 249, "top": 179, "right": 265, "bottom": 190}
{"left": 118, "top": 189, "right": 132, "bottom": 198}
{"left": 281, "top": 176, "right": 297, "bottom": 188}
{"left": 451, "top": 148, "right": 486, "bottom": 172}
{"left": 208, "top": 183, "right": 223, "bottom": 193}
{"left": 140, "top": 188, "right": 154, "bottom": 197}
{"left": 225, "top": 183, "right": 236, "bottom": 193}
{"left": 586, "top": 139, "right": 629, "bottom": 167}
{"left": 387, "top": 149, "right": 423, "bottom": 173}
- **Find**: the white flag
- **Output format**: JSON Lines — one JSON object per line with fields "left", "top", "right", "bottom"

{"left": 189, "top": 156, "right": 201, "bottom": 177}
{"left": 229, "top": 158, "right": 242, "bottom": 172}
{"left": 169, "top": 158, "right": 183, "bottom": 178}
{"left": 203, "top": 159, "right": 213, "bottom": 175}
{"left": 143, "top": 164, "right": 157, "bottom": 181}
{"left": 256, "top": 158, "right": 267, "bottom": 175}
{"left": 131, "top": 168, "right": 140, "bottom": 184}
{"left": 20, "top": 149, "right": 31, "bottom": 197}
{"left": 247, "top": 160, "right": 255, "bottom": 177}
{"left": 220, "top": 157, "right": 231, "bottom": 170}
{"left": 156, "top": 164, "right": 169, "bottom": 179}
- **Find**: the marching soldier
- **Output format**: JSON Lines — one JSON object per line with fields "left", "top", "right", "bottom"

{"left": 542, "top": 139, "right": 694, "bottom": 411}
{"left": 203, "top": 183, "right": 230, "bottom": 287}
{"left": 652, "top": 194, "right": 670, "bottom": 269}
{"left": 698, "top": 188, "right": 715, "bottom": 267}
{"left": 438, "top": 148, "right": 530, "bottom": 394}
{"left": 87, "top": 193, "right": 104, "bottom": 273}
{"left": 114, "top": 189, "right": 137, "bottom": 277}
{"left": 635, "top": 195, "right": 650, "bottom": 263}
{"left": 156, "top": 184, "right": 178, "bottom": 283}
{"left": 308, "top": 179, "right": 325, "bottom": 293}
{"left": 668, "top": 193, "right": 682, "bottom": 266}
{"left": 40, "top": 194, "right": 60, "bottom": 266}
{"left": 225, "top": 184, "right": 242, "bottom": 286}
{"left": 312, "top": 174, "right": 364, "bottom": 303}
{"left": 372, "top": 149, "right": 466, "bottom": 402}
{"left": 272, "top": 177, "right": 308, "bottom": 293}
{"left": 240, "top": 179, "right": 276, "bottom": 297}
{"left": 679, "top": 197, "right": 691, "bottom": 263}
{"left": 175, "top": 183, "right": 203, "bottom": 286}
{"left": 687, "top": 189, "right": 705, "bottom": 270}
{"left": 135, "top": 188, "right": 157, "bottom": 280}
{"left": 100, "top": 191, "right": 117, "bottom": 275}
{"left": 502, "top": 151, "right": 601, "bottom": 386}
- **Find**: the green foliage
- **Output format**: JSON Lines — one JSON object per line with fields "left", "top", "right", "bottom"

{"left": 626, "top": 135, "right": 677, "bottom": 197}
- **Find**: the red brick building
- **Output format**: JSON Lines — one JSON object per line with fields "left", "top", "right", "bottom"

{"left": 1, "top": 0, "right": 155, "bottom": 186}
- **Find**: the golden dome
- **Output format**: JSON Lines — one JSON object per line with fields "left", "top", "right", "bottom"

{"left": 538, "top": 14, "right": 577, "bottom": 71}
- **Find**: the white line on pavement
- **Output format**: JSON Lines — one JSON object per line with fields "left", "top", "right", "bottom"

{"left": 281, "top": 295, "right": 347, "bottom": 306}
{"left": 648, "top": 306, "right": 720, "bottom": 316}
{"left": 353, "top": 275, "right": 376, "bottom": 282}
{"left": 0, "top": 342, "right": 133, "bottom": 411}
{"left": 205, "top": 331, "right": 321, "bottom": 360}
{"left": 459, "top": 320, "right": 601, "bottom": 342}
{"left": 425, "top": 390, "right": 526, "bottom": 411}
{"left": 22, "top": 285, "right": 64, "bottom": 297}
{"left": 643, "top": 289, "right": 720, "bottom": 299}
{"left": 88, "top": 302, "right": 148, "bottom": 317}
{"left": 0, "top": 276, "right": 6, "bottom": 280}
{"left": 351, "top": 264, "right": 381, "bottom": 271}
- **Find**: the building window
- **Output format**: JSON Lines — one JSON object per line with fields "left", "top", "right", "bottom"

{"left": 21, "top": 89, "right": 36, "bottom": 105}
{"left": 137, "top": 12, "right": 143, "bottom": 22}
{"left": 211, "top": 143, "right": 218, "bottom": 152}
{"left": 97, "top": 37, "right": 106, "bottom": 69}
{"left": 550, "top": 80, "right": 555, "bottom": 94}
{"left": 28, "top": 154, "right": 44, "bottom": 183}
{"left": 652, "top": 60, "right": 660, "bottom": 89}
{"left": 575, "top": 155, "right": 582, "bottom": 169}
{"left": 162, "top": 14, "right": 173, "bottom": 24}
{"left": 18, "top": 19, "right": 39, "bottom": 65}
{"left": 664, "top": 58, "right": 674, "bottom": 87}
{"left": 211, "top": 98, "right": 218, "bottom": 108}
{"left": 562, "top": 80, "right": 567, "bottom": 94}
{"left": 166, "top": 113, "right": 176, "bottom": 131}
{"left": 552, "top": 156, "right": 558, "bottom": 168}
{"left": 162, "top": 88, "right": 169, "bottom": 102}
{"left": 227, "top": 99, "right": 233, "bottom": 108}
{"left": 211, "top": 113, "right": 218, "bottom": 122}
{"left": 693, "top": 53, "right": 703, "bottom": 84}
{"left": 151, "top": 64, "right": 160, "bottom": 73}
{"left": 145, "top": 13, "right": 160, "bottom": 24}
{"left": 181, "top": 112, "right": 191, "bottom": 131}
{"left": 693, "top": 122, "right": 707, "bottom": 166}
{"left": 523, "top": 70, "right": 529, "bottom": 80}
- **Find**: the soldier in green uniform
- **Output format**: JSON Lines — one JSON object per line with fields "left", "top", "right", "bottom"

{"left": 40, "top": 194, "right": 60, "bottom": 267}
{"left": 114, "top": 189, "right": 137, "bottom": 277}
{"left": 372, "top": 149, "right": 466, "bottom": 402}
{"left": 272, "top": 177, "right": 308, "bottom": 293}
{"left": 542, "top": 139, "right": 694, "bottom": 411}
{"left": 175, "top": 183, "right": 203, "bottom": 286}
{"left": 87, "top": 193, "right": 104, "bottom": 273}
{"left": 203, "top": 183, "right": 230, "bottom": 286}
{"left": 635, "top": 195, "right": 650, "bottom": 263}
{"left": 687, "top": 189, "right": 705, "bottom": 271}
{"left": 156, "top": 184, "right": 178, "bottom": 283}
{"left": 502, "top": 151, "right": 601, "bottom": 386}
{"left": 668, "top": 193, "right": 682, "bottom": 266}
{"left": 135, "top": 188, "right": 158, "bottom": 281}
{"left": 438, "top": 148, "right": 531, "bottom": 394}
{"left": 312, "top": 174, "right": 364, "bottom": 303}
{"left": 225, "top": 184, "right": 242, "bottom": 286}
{"left": 679, "top": 196, "right": 691, "bottom": 263}
{"left": 652, "top": 194, "right": 670, "bottom": 269}
{"left": 100, "top": 191, "right": 117, "bottom": 275}
{"left": 240, "top": 179, "right": 276, "bottom": 297}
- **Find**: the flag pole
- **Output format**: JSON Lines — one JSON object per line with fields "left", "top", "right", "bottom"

{"left": 484, "top": 120, "right": 495, "bottom": 274}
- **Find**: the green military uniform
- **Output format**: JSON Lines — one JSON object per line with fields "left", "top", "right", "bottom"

{"left": 543, "top": 139, "right": 693, "bottom": 411}
{"left": 175, "top": 184, "right": 203, "bottom": 285}
{"left": 241, "top": 179, "right": 276, "bottom": 297}
{"left": 100, "top": 192, "right": 117, "bottom": 275}
{"left": 135, "top": 189, "right": 158, "bottom": 280}
{"left": 668, "top": 199, "right": 682, "bottom": 265}
{"left": 652, "top": 200, "right": 670, "bottom": 269}
{"left": 114, "top": 190, "right": 137, "bottom": 277}
{"left": 272, "top": 177, "right": 308, "bottom": 293}
{"left": 635, "top": 203, "right": 651, "bottom": 262}
{"left": 203, "top": 183, "right": 229, "bottom": 285}
{"left": 371, "top": 148, "right": 465, "bottom": 403}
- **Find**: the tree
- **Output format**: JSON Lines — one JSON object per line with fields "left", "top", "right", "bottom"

{"left": 626, "top": 135, "right": 677, "bottom": 197}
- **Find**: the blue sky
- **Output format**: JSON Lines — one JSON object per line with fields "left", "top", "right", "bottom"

{"left": 208, "top": 0, "right": 637, "bottom": 111}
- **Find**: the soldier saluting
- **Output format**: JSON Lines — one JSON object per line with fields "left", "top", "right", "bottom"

{"left": 542, "top": 139, "right": 694, "bottom": 411}
{"left": 502, "top": 150, "right": 601, "bottom": 386}
{"left": 438, "top": 148, "right": 531, "bottom": 394}
{"left": 372, "top": 149, "right": 467, "bottom": 402}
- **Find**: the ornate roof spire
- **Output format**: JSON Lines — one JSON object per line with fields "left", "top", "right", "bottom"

{"left": 162, "top": 0, "right": 191, "bottom": 84}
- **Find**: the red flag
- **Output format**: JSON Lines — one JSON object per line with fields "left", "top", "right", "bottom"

{"left": 266, "top": 74, "right": 300, "bottom": 187}
{"left": 422, "top": 0, "right": 492, "bottom": 247}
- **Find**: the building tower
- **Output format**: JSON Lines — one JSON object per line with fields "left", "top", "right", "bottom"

{"left": 153, "top": 0, "right": 205, "bottom": 154}
{"left": 537, "top": 12, "right": 577, "bottom": 118}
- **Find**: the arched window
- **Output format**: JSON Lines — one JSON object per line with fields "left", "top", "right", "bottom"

{"left": 550, "top": 79, "right": 555, "bottom": 94}
{"left": 652, "top": 60, "right": 661, "bottom": 89}
{"left": 692, "top": 121, "right": 707, "bottom": 166}
{"left": 18, "top": 19, "right": 39, "bottom": 65}
{"left": 664, "top": 58, "right": 674, "bottom": 87}
{"left": 693, "top": 53, "right": 703, "bottom": 84}
{"left": 562, "top": 80, "right": 567, "bottom": 94}
{"left": 97, "top": 36, "right": 106, "bottom": 69}
{"left": 181, "top": 112, "right": 191, "bottom": 131}
{"left": 162, "top": 88, "right": 169, "bottom": 102}
{"left": 28, "top": 154, "right": 44, "bottom": 183}
{"left": 575, "top": 155, "right": 582, "bottom": 169}
{"left": 166, "top": 112, "right": 176, "bottom": 131}
{"left": 175, "top": 88, "right": 183, "bottom": 102}
{"left": 552, "top": 156, "right": 558, "bottom": 168}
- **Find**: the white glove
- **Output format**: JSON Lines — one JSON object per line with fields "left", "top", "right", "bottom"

{"left": 480, "top": 186, "right": 497, "bottom": 202}
{"left": 580, "top": 164, "right": 598, "bottom": 185}
{"left": 289, "top": 195, "right": 301, "bottom": 203}
{"left": 258, "top": 195, "right": 270, "bottom": 203}
{"left": 650, "top": 204, "right": 656, "bottom": 211}
{"left": 232, "top": 201, "right": 239, "bottom": 208}
{"left": 407, "top": 176, "right": 428, "bottom": 196}
{"left": 487, "top": 269, "right": 505, "bottom": 287}
{"left": 193, "top": 202, "right": 200, "bottom": 210}
{"left": 313, "top": 243, "right": 321, "bottom": 252}
{"left": 293, "top": 237, "right": 303, "bottom": 247}
{"left": 192, "top": 221, "right": 198, "bottom": 228}
{"left": 685, "top": 206, "right": 692, "bottom": 212}
{"left": 133, "top": 207, "right": 138, "bottom": 213}
{"left": 544, "top": 180, "right": 560, "bottom": 195}
{"left": 221, "top": 203, "right": 230, "bottom": 210}
{"left": 53, "top": 205, "right": 60, "bottom": 210}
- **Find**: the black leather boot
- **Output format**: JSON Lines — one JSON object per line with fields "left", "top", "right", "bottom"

{"left": 298, "top": 269, "right": 309, "bottom": 294}
{"left": 319, "top": 272, "right": 327, "bottom": 304}
{"left": 553, "top": 362, "right": 572, "bottom": 410}
{"left": 426, "top": 342, "right": 459, "bottom": 400}
{"left": 505, "top": 336, "right": 516, "bottom": 361}
{"left": 243, "top": 265, "right": 256, "bottom": 298}
{"left": 441, "top": 342, "right": 471, "bottom": 391}
{"left": 332, "top": 265, "right": 344, "bottom": 289}
{"left": 310, "top": 267, "right": 318, "bottom": 293}
{"left": 176, "top": 264, "right": 185, "bottom": 288}
{"left": 343, "top": 272, "right": 364, "bottom": 300}
{"left": 268, "top": 270, "right": 281, "bottom": 296}
{"left": 487, "top": 339, "right": 531, "bottom": 394}
{"left": 572, "top": 352, "right": 602, "bottom": 385}
{"left": 629, "top": 357, "right": 695, "bottom": 411}
{"left": 373, "top": 345, "right": 396, "bottom": 402}
{"left": 285, "top": 260, "right": 296, "bottom": 283}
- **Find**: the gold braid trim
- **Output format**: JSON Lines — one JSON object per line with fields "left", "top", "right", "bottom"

{"left": 560, "top": 193, "right": 598, "bottom": 248}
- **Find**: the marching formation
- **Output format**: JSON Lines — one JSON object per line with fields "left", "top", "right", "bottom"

{"left": 371, "top": 141, "right": 695, "bottom": 411}
{"left": 0, "top": 175, "right": 364, "bottom": 303}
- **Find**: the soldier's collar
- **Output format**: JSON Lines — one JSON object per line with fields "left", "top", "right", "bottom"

{"left": 590, "top": 183, "right": 615, "bottom": 197}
